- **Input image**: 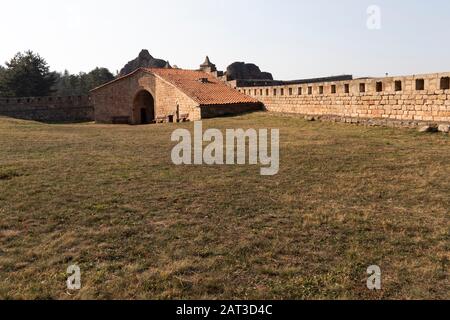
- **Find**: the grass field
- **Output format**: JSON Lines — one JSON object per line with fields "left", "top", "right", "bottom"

{"left": 0, "top": 113, "right": 448, "bottom": 300}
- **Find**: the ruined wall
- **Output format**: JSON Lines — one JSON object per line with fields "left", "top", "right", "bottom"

{"left": 92, "top": 69, "right": 200, "bottom": 124}
{"left": 238, "top": 72, "right": 450, "bottom": 124}
{"left": 0, "top": 96, "right": 93, "bottom": 122}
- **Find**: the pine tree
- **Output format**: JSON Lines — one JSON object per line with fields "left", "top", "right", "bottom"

{"left": 0, "top": 51, "right": 57, "bottom": 97}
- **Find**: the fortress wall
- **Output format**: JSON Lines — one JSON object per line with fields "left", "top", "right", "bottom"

{"left": 238, "top": 72, "right": 450, "bottom": 124}
{"left": 0, "top": 96, "right": 94, "bottom": 122}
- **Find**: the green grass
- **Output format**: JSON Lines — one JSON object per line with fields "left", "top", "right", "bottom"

{"left": 0, "top": 113, "right": 448, "bottom": 300}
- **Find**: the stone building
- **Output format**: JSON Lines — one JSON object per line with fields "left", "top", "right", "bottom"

{"left": 91, "top": 67, "right": 261, "bottom": 124}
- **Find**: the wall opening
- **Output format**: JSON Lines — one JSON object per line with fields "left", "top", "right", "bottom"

{"left": 133, "top": 90, "right": 155, "bottom": 125}
{"left": 140, "top": 108, "right": 148, "bottom": 124}
{"left": 359, "top": 83, "right": 366, "bottom": 93}
{"left": 440, "top": 77, "right": 450, "bottom": 90}
{"left": 344, "top": 84, "right": 350, "bottom": 94}
{"left": 331, "top": 85, "right": 336, "bottom": 94}
{"left": 395, "top": 80, "right": 402, "bottom": 91}
{"left": 298, "top": 87, "right": 302, "bottom": 95}
{"left": 273, "top": 89, "right": 277, "bottom": 96}
{"left": 308, "top": 86, "right": 312, "bottom": 95}
{"left": 376, "top": 82, "right": 383, "bottom": 92}
{"left": 266, "top": 89, "right": 269, "bottom": 96}
{"left": 319, "top": 86, "right": 324, "bottom": 94}
{"left": 289, "top": 88, "right": 293, "bottom": 96}
{"left": 416, "top": 79, "right": 425, "bottom": 90}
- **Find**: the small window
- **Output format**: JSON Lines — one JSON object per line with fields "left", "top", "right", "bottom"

{"left": 344, "top": 84, "right": 350, "bottom": 94}
{"left": 416, "top": 79, "right": 425, "bottom": 91}
{"left": 266, "top": 89, "right": 269, "bottom": 96}
{"left": 280, "top": 88, "right": 284, "bottom": 96}
{"left": 254, "top": 89, "right": 257, "bottom": 96}
{"left": 298, "top": 87, "right": 302, "bottom": 95}
{"left": 440, "top": 77, "right": 450, "bottom": 90}
{"left": 331, "top": 85, "right": 336, "bottom": 94}
{"left": 319, "top": 86, "right": 324, "bottom": 94}
{"left": 308, "top": 86, "right": 312, "bottom": 95}
{"left": 359, "top": 83, "right": 366, "bottom": 93}
{"left": 395, "top": 80, "right": 402, "bottom": 91}
{"left": 289, "top": 88, "right": 293, "bottom": 96}
{"left": 376, "top": 82, "right": 383, "bottom": 92}
{"left": 273, "top": 89, "right": 277, "bottom": 96}
{"left": 260, "top": 89, "right": 263, "bottom": 95}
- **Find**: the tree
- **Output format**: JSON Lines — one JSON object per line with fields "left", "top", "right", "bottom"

{"left": 0, "top": 51, "right": 57, "bottom": 97}
{"left": 53, "top": 67, "right": 114, "bottom": 96}
{"left": 87, "top": 67, "right": 114, "bottom": 90}
{"left": 0, "top": 65, "right": 5, "bottom": 96}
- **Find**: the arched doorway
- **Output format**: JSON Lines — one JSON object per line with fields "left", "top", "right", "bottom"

{"left": 133, "top": 90, "right": 155, "bottom": 124}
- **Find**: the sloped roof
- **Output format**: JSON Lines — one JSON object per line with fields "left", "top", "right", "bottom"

{"left": 148, "top": 68, "right": 258, "bottom": 106}
{"left": 91, "top": 68, "right": 259, "bottom": 106}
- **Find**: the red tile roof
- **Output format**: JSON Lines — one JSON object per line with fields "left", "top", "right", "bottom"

{"left": 91, "top": 68, "right": 259, "bottom": 106}
{"left": 148, "top": 68, "right": 259, "bottom": 106}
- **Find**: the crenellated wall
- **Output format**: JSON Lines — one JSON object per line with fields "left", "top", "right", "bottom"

{"left": 0, "top": 96, "right": 94, "bottom": 122}
{"left": 238, "top": 72, "right": 450, "bottom": 124}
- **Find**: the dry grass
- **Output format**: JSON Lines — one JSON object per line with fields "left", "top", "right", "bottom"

{"left": 0, "top": 113, "right": 448, "bottom": 300}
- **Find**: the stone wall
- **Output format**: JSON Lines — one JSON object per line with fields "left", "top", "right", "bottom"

{"left": 92, "top": 69, "right": 201, "bottom": 124}
{"left": 0, "top": 96, "right": 94, "bottom": 122}
{"left": 238, "top": 72, "right": 450, "bottom": 125}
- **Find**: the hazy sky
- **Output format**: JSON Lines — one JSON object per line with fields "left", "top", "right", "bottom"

{"left": 1, "top": 0, "right": 449, "bottom": 80}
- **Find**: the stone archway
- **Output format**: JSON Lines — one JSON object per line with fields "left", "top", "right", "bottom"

{"left": 133, "top": 90, "right": 155, "bottom": 124}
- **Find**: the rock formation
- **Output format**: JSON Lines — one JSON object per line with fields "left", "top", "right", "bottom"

{"left": 226, "top": 62, "right": 273, "bottom": 81}
{"left": 119, "top": 50, "right": 169, "bottom": 76}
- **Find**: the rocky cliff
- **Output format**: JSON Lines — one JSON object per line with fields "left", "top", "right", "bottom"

{"left": 226, "top": 62, "right": 273, "bottom": 81}
{"left": 119, "top": 50, "right": 168, "bottom": 76}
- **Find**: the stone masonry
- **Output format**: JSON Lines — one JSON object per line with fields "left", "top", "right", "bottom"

{"left": 91, "top": 68, "right": 261, "bottom": 124}
{"left": 238, "top": 72, "right": 450, "bottom": 125}
{"left": 92, "top": 69, "right": 199, "bottom": 124}
{"left": 0, "top": 96, "right": 93, "bottom": 122}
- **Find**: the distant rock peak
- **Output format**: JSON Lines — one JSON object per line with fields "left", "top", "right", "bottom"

{"left": 119, "top": 50, "right": 169, "bottom": 76}
{"left": 226, "top": 62, "right": 273, "bottom": 81}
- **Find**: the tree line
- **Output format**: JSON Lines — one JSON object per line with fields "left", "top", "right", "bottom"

{"left": 0, "top": 51, "right": 115, "bottom": 97}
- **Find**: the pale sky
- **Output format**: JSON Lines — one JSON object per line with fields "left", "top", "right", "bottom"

{"left": 1, "top": 0, "right": 449, "bottom": 80}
